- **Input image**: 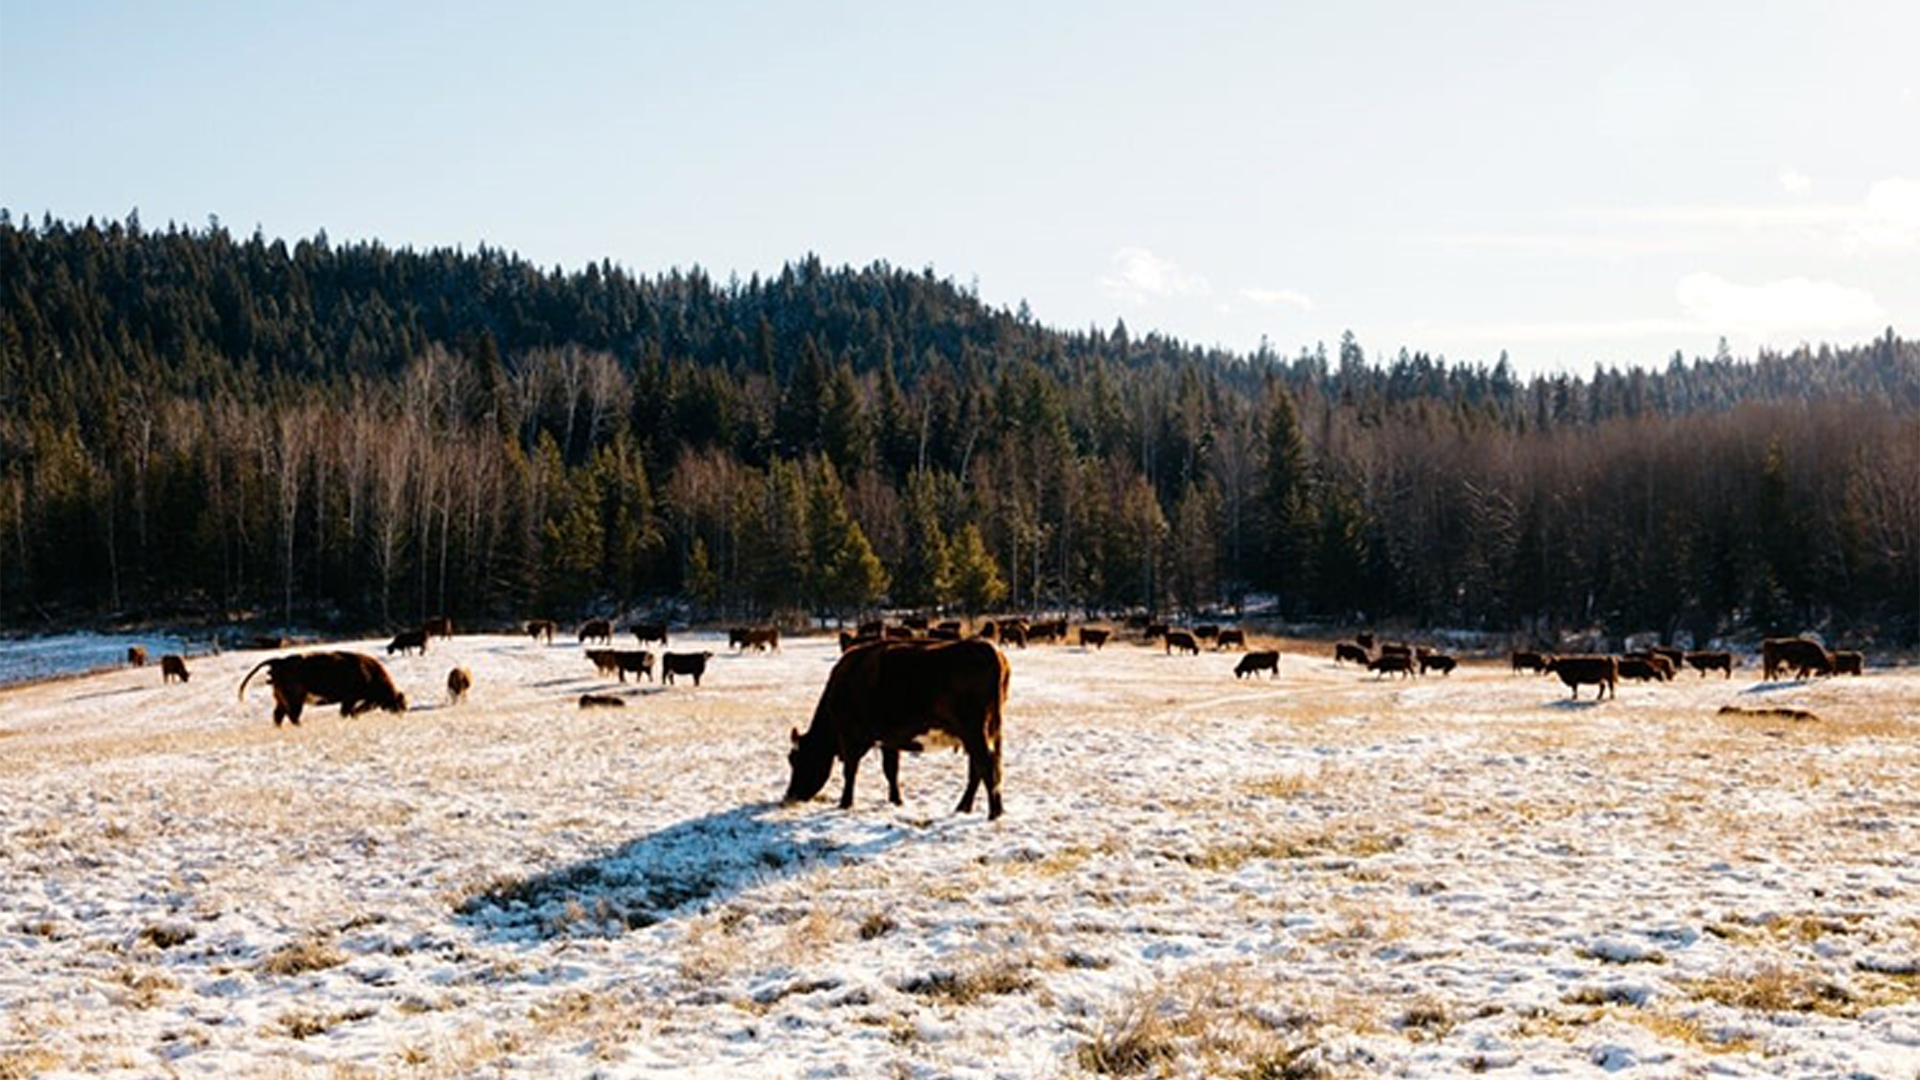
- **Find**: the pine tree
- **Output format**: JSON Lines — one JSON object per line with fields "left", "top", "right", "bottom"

{"left": 950, "top": 522, "right": 1006, "bottom": 615}
{"left": 685, "top": 535, "right": 720, "bottom": 613}
{"left": 894, "top": 470, "right": 953, "bottom": 610}
{"left": 1260, "top": 384, "right": 1317, "bottom": 613}
{"left": 806, "top": 459, "right": 889, "bottom": 617}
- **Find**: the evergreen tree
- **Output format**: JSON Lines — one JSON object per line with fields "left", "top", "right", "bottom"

{"left": 1260, "top": 384, "right": 1317, "bottom": 612}
{"left": 950, "top": 522, "right": 1006, "bottom": 615}
{"left": 806, "top": 459, "right": 889, "bottom": 618}
{"left": 894, "top": 470, "right": 954, "bottom": 610}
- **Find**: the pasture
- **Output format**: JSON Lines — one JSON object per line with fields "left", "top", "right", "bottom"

{"left": 2, "top": 632, "right": 1917, "bottom": 1079}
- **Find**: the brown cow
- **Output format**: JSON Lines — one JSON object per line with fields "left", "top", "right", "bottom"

{"left": 611, "top": 650, "right": 653, "bottom": 683}
{"left": 1334, "top": 642, "right": 1370, "bottom": 666}
{"left": 127, "top": 645, "right": 148, "bottom": 667}
{"left": 586, "top": 648, "right": 621, "bottom": 677}
{"left": 742, "top": 627, "right": 781, "bottom": 652}
{"left": 1354, "top": 632, "right": 1376, "bottom": 650}
{"left": 160, "top": 654, "right": 190, "bottom": 684}
{"left": 1832, "top": 650, "right": 1864, "bottom": 676}
{"left": 1028, "top": 619, "right": 1069, "bottom": 643}
{"left": 999, "top": 624, "right": 1028, "bottom": 649}
{"left": 1194, "top": 624, "right": 1220, "bottom": 642}
{"left": 1684, "top": 650, "right": 1733, "bottom": 678}
{"left": 1165, "top": 630, "right": 1200, "bottom": 655}
{"left": 579, "top": 693, "right": 625, "bottom": 709}
{"left": 1763, "top": 637, "right": 1832, "bottom": 680}
{"left": 238, "top": 651, "right": 407, "bottom": 727}
{"left": 1215, "top": 629, "right": 1246, "bottom": 651}
{"left": 447, "top": 667, "right": 472, "bottom": 704}
{"left": 630, "top": 623, "right": 669, "bottom": 646}
{"left": 1650, "top": 646, "right": 1686, "bottom": 672}
{"left": 1078, "top": 627, "right": 1111, "bottom": 650}
{"left": 1369, "top": 654, "right": 1415, "bottom": 679}
{"left": 1235, "top": 650, "right": 1279, "bottom": 679}
{"left": 1617, "top": 656, "right": 1668, "bottom": 683}
{"left": 526, "top": 619, "right": 557, "bottom": 644}
{"left": 387, "top": 628, "right": 428, "bottom": 656}
{"left": 1378, "top": 643, "right": 1413, "bottom": 659}
{"left": 422, "top": 616, "right": 454, "bottom": 639}
{"left": 1419, "top": 652, "right": 1457, "bottom": 676}
{"left": 1546, "top": 655, "right": 1616, "bottom": 700}
{"left": 661, "top": 651, "right": 713, "bottom": 686}
{"left": 577, "top": 619, "right": 614, "bottom": 645}
{"left": 1144, "top": 623, "right": 1170, "bottom": 642}
{"left": 1510, "top": 650, "right": 1553, "bottom": 674}
{"left": 785, "top": 638, "right": 1008, "bottom": 820}
{"left": 929, "top": 626, "right": 962, "bottom": 641}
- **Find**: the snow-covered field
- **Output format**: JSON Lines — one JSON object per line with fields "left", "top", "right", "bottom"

{"left": 2, "top": 631, "right": 1917, "bottom": 1080}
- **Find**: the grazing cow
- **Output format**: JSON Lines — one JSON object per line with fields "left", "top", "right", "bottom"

{"left": 387, "top": 628, "right": 428, "bottom": 656}
{"left": 1355, "top": 632, "right": 1376, "bottom": 650}
{"left": 1078, "top": 627, "right": 1111, "bottom": 650}
{"left": 1000, "top": 624, "right": 1028, "bottom": 649}
{"left": 1832, "top": 650, "right": 1864, "bottom": 676}
{"left": 1617, "top": 657, "right": 1668, "bottom": 683}
{"left": 1165, "top": 630, "right": 1200, "bottom": 655}
{"left": 1762, "top": 637, "right": 1833, "bottom": 680}
{"left": 526, "top": 619, "right": 557, "bottom": 644}
{"left": 742, "top": 626, "right": 781, "bottom": 652}
{"left": 630, "top": 623, "right": 669, "bottom": 646}
{"left": 160, "top": 654, "right": 190, "bottom": 683}
{"left": 1378, "top": 642, "right": 1413, "bottom": 659}
{"left": 579, "top": 693, "right": 625, "bottom": 709}
{"left": 1144, "top": 623, "right": 1170, "bottom": 642}
{"left": 127, "top": 645, "right": 148, "bottom": 667}
{"left": 1650, "top": 646, "right": 1686, "bottom": 672}
{"left": 446, "top": 667, "right": 471, "bottom": 704}
{"left": 1546, "top": 655, "right": 1617, "bottom": 700}
{"left": 1235, "top": 650, "right": 1280, "bottom": 679}
{"left": 1334, "top": 642, "right": 1370, "bottom": 666}
{"left": 612, "top": 650, "right": 654, "bottom": 683}
{"left": 1420, "top": 652, "right": 1457, "bottom": 676}
{"left": 422, "top": 616, "right": 454, "bottom": 639}
{"left": 1369, "top": 654, "right": 1415, "bottom": 679}
{"left": 784, "top": 638, "right": 1009, "bottom": 820}
{"left": 661, "top": 651, "right": 713, "bottom": 686}
{"left": 1510, "top": 650, "right": 1553, "bottom": 674}
{"left": 586, "top": 649, "right": 621, "bottom": 677}
{"left": 237, "top": 651, "right": 407, "bottom": 727}
{"left": 1193, "top": 624, "right": 1220, "bottom": 642}
{"left": 1684, "top": 650, "right": 1734, "bottom": 678}
{"left": 1215, "top": 629, "right": 1246, "bottom": 650}
{"left": 577, "top": 619, "right": 614, "bottom": 645}
{"left": 1028, "top": 619, "right": 1069, "bottom": 643}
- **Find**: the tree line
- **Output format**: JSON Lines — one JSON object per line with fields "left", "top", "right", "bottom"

{"left": 1, "top": 213, "right": 1915, "bottom": 643}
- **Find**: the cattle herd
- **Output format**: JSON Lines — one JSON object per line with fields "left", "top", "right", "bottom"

{"left": 88, "top": 612, "right": 1863, "bottom": 821}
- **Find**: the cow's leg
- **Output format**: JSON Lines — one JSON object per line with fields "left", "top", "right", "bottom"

{"left": 882, "top": 747, "right": 903, "bottom": 806}
{"left": 839, "top": 747, "right": 866, "bottom": 810}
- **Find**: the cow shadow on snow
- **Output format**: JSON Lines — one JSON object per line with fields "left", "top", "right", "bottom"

{"left": 454, "top": 801, "right": 904, "bottom": 940}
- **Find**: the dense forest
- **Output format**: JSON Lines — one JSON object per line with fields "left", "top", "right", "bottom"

{"left": 2, "top": 212, "right": 1916, "bottom": 643}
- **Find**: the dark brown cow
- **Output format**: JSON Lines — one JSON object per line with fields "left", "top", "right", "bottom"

{"left": 784, "top": 638, "right": 1008, "bottom": 820}
{"left": 579, "top": 693, "right": 625, "bottom": 709}
{"left": 999, "top": 624, "right": 1028, "bottom": 649}
{"left": 1334, "top": 642, "right": 1370, "bottom": 666}
{"left": 526, "top": 619, "right": 557, "bottom": 644}
{"left": 1546, "top": 655, "right": 1616, "bottom": 700}
{"left": 1235, "top": 650, "right": 1279, "bottom": 679}
{"left": 1763, "top": 637, "right": 1832, "bottom": 680}
{"left": 728, "top": 627, "right": 753, "bottom": 650}
{"left": 661, "top": 651, "right": 713, "bottom": 686}
{"left": 1028, "top": 619, "right": 1068, "bottom": 643}
{"left": 1650, "top": 646, "right": 1686, "bottom": 672}
{"left": 160, "top": 654, "right": 190, "bottom": 684}
{"left": 1617, "top": 657, "right": 1668, "bottom": 683}
{"left": 238, "top": 651, "right": 407, "bottom": 727}
{"left": 1378, "top": 643, "right": 1413, "bottom": 659}
{"left": 742, "top": 627, "right": 781, "bottom": 652}
{"left": 630, "top": 623, "right": 669, "bottom": 646}
{"left": 586, "top": 648, "right": 621, "bottom": 677}
{"left": 1215, "top": 629, "right": 1246, "bottom": 650}
{"left": 1684, "top": 650, "right": 1733, "bottom": 678}
{"left": 1510, "top": 650, "right": 1553, "bottom": 674}
{"left": 1144, "top": 623, "right": 1170, "bottom": 642}
{"left": 1165, "top": 630, "right": 1200, "bottom": 655}
{"left": 127, "top": 645, "right": 148, "bottom": 667}
{"left": 1369, "top": 654, "right": 1415, "bottom": 679}
{"left": 447, "top": 667, "right": 471, "bottom": 704}
{"left": 884, "top": 626, "right": 915, "bottom": 640}
{"left": 422, "top": 616, "right": 454, "bottom": 639}
{"left": 1419, "top": 652, "right": 1457, "bottom": 676}
{"left": 1078, "top": 627, "right": 1111, "bottom": 650}
{"left": 929, "top": 626, "right": 962, "bottom": 641}
{"left": 1354, "top": 632, "right": 1376, "bottom": 650}
{"left": 577, "top": 619, "right": 614, "bottom": 645}
{"left": 1193, "top": 624, "right": 1220, "bottom": 642}
{"left": 387, "top": 628, "right": 428, "bottom": 656}
{"left": 1832, "top": 650, "right": 1864, "bottom": 676}
{"left": 611, "top": 650, "right": 653, "bottom": 683}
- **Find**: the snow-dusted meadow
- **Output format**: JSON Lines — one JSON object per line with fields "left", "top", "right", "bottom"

{"left": 2, "top": 630, "right": 1917, "bottom": 1080}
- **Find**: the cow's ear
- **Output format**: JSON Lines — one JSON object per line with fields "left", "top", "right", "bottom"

{"left": 790, "top": 726, "right": 801, "bottom": 745}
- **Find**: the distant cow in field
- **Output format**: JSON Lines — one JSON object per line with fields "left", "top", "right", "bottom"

{"left": 784, "top": 638, "right": 1009, "bottom": 819}
{"left": 1510, "top": 650, "right": 1553, "bottom": 674}
{"left": 127, "top": 645, "right": 147, "bottom": 667}
{"left": 387, "top": 629, "right": 428, "bottom": 656}
{"left": 662, "top": 651, "right": 713, "bottom": 686}
{"left": 447, "top": 667, "right": 471, "bottom": 704}
{"left": 1684, "top": 650, "right": 1733, "bottom": 677}
{"left": 526, "top": 619, "right": 556, "bottom": 644}
{"left": 422, "top": 616, "right": 453, "bottom": 639}
{"left": 999, "top": 624, "right": 1028, "bottom": 649}
{"left": 1378, "top": 642, "right": 1412, "bottom": 659}
{"left": 1194, "top": 624, "right": 1220, "bottom": 642}
{"left": 1235, "top": 650, "right": 1279, "bottom": 679}
{"left": 577, "top": 619, "right": 614, "bottom": 645}
{"left": 1832, "top": 650, "right": 1864, "bottom": 676}
{"left": 612, "top": 650, "right": 654, "bottom": 683}
{"left": 585, "top": 648, "right": 620, "bottom": 677}
{"left": 1650, "top": 646, "right": 1685, "bottom": 672}
{"left": 1335, "top": 642, "right": 1370, "bottom": 666}
{"left": 160, "top": 654, "right": 190, "bottom": 683}
{"left": 1617, "top": 656, "right": 1668, "bottom": 683}
{"left": 1165, "top": 630, "right": 1200, "bottom": 655}
{"left": 1355, "top": 632, "right": 1375, "bottom": 650}
{"left": 742, "top": 626, "right": 780, "bottom": 652}
{"left": 630, "top": 623, "right": 668, "bottom": 646}
{"left": 1419, "top": 652, "right": 1457, "bottom": 676}
{"left": 238, "top": 651, "right": 407, "bottom": 727}
{"left": 1546, "top": 655, "right": 1616, "bottom": 700}
{"left": 1763, "top": 637, "right": 1832, "bottom": 680}
{"left": 1369, "top": 654, "right": 1415, "bottom": 679}
{"left": 579, "top": 693, "right": 625, "bottom": 709}
{"left": 1144, "top": 623, "right": 1170, "bottom": 642}
{"left": 1028, "top": 619, "right": 1068, "bottom": 643}
{"left": 1078, "top": 627, "right": 1111, "bottom": 650}
{"left": 1215, "top": 629, "right": 1246, "bottom": 650}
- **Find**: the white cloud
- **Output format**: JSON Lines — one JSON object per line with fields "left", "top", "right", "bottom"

{"left": 1421, "top": 232, "right": 1705, "bottom": 258}
{"left": 1098, "top": 247, "right": 1209, "bottom": 303}
{"left": 1238, "top": 287, "right": 1314, "bottom": 311}
{"left": 1778, "top": 169, "right": 1811, "bottom": 194}
{"left": 1674, "top": 272, "right": 1886, "bottom": 339}
{"left": 1847, "top": 176, "right": 1920, "bottom": 248}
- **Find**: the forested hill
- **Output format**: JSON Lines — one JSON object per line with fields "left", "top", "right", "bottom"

{"left": 2, "top": 213, "right": 1916, "bottom": 642}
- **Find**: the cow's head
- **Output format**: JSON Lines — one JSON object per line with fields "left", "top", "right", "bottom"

{"left": 783, "top": 725, "right": 834, "bottom": 804}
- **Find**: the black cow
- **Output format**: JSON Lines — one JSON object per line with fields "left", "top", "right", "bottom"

{"left": 1215, "top": 629, "right": 1246, "bottom": 650}
{"left": 1334, "top": 642, "right": 1370, "bottom": 666}
{"left": 1078, "top": 627, "right": 1111, "bottom": 650}
{"left": 387, "top": 629, "right": 427, "bottom": 656}
{"left": 1510, "top": 650, "right": 1553, "bottom": 674}
{"left": 238, "top": 651, "right": 407, "bottom": 727}
{"left": 1235, "top": 650, "right": 1279, "bottom": 679}
{"left": 1165, "top": 630, "right": 1200, "bottom": 655}
{"left": 1763, "top": 637, "right": 1832, "bottom": 680}
{"left": 578, "top": 619, "right": 614, "bottom": 645}
{"left": 1547, "top": 655, "right": 1616, "bottom": 700}
{"left": 1684, "top": 650, "right": 1734, "bottom": 678}
{"left": 662, "top": 651, "right": 713, "bottom": 686}
{"left": 1419, "top": 652, "right": 1457, "bottom": 676}
{"left": 1832, "top": 650, "right": 1864, "bottom": 676}
{"left": 630, "top": 623, "right": 668, "bottom": 646}
{"left": 1369, "top": 654, "right": 1415, "bottom": 679}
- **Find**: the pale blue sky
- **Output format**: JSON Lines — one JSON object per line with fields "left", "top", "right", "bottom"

{"left": 3, "top": 1, "right": 1915, "bottom": 372}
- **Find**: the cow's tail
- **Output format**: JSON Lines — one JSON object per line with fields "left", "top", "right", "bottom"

{"left": 237, "top": 657, "right": 275, "bottom": 701}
